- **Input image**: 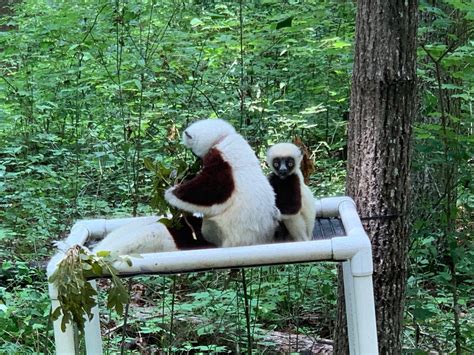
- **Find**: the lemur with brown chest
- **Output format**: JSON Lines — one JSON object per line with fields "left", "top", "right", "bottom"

{"left": 165, "top": 119, "right": 280, "bottom": 247}
{"left": 93, "top": 119, "right": 280, "bottom": 256}
{"left": 266, "top": 143, "right": 316, "bottom": 242}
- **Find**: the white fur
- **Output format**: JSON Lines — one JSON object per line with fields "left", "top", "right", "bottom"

{"left": 182, "top": 119, "right": 236, "bottom": 158}
{"left": 267, "top": 143, "right": 316, "bottom": 242}
{"left": 166, "top": 119, "right": 280, "bottom": 247}
{"left": 92, "top": 119, "right": 279, "bottom": 256}
{"left": 93, "top": 219, "right": 178, "bottom": 256}
{"left": 266, "top": 143, "right": 303, "bottom": 167}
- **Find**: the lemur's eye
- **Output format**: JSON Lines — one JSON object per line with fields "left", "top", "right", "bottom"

{"left": 287, "top": 161, "right": 294, "bottom": 168}
{"left": 184, "top": 131, "right": 192, "bottom": 139}
{"left": 273, "top": 159, "right": 279, "bottom": 168}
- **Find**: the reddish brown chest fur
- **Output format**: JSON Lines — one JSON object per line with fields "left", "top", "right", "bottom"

{"left": 172, "top": 148, "right": 235, "bottom": 206}
{"left": 167, "top": 216, "right": 216, "bottom": 249}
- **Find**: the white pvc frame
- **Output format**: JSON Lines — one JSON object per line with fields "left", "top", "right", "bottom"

{"left": 47, "top": 196, "right": 378, "bottom": 354}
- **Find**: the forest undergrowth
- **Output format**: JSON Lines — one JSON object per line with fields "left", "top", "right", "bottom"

{"left": 0, "top": 0, "right": 472, "bottom": 353}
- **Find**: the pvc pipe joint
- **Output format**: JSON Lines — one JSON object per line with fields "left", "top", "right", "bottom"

{"left": 315, "top": 196, "right": 356, "bottom": 218}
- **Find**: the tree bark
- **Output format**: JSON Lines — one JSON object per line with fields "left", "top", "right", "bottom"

{"left": 334, "top": 1, "right": 418, "bottom": 354}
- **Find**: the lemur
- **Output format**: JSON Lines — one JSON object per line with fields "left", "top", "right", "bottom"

{"left": 93, "top": 119, "right": 280, "bottom": 256}
{"left": 165, "top": 119, "right": 280, "bottom": 247}
{"left": 266, "top": 143, "right": 316, "bottom": 242}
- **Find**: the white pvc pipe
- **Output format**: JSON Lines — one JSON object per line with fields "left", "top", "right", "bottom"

{"left": 337, "top": 199, "right": 373, "bottom": 276}
{"left": 110, "top": 239, "right": 333, "bottom": 275}
{"left": 315, "top": 196, "right": 355, "bottom": 218}
{"left": 84, "top": 280, "right": 103, "bottom": 355}
{"left": 48, "top": 282, "right": 76, "bottom": 355}
{"left": 331, "top": 235, "right": 368, "bottom": 261}
{"left": 47, "top": 225, "right": 90, "bottom": 355}
{"left": 338, "top": 199, "right": 365, "bottom": 236}
{"left": 353, "top": 275, "right": 378, "bottom": 354}
{"left": 343, "top": 260, "right": 358, "bottom": 355}
{"left": 47, "top": 225, "right": 89, "bottom": 278}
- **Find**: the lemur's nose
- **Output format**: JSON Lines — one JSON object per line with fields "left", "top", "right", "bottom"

{"left": 279, "top": 167, "right": 288, "bottom": 176}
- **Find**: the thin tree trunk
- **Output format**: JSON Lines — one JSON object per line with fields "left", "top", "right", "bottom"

{"left": 334, "top": 1, "right": 418, "bottom": 354}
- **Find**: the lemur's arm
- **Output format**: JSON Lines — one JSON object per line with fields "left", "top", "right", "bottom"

{"left": 165, "top": 148, "right": 234, "bottom": 216}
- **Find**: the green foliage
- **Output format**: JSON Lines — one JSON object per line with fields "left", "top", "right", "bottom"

{"left": 96, "top": 265, "right": 337, "bottom": 352}
{"left": 144, "top": 154, "right": 202, "bottom": 227}
{"left": 0, "top": 0, "right": 472, "bottom": 353}
{"left": 0, "top": 260, "right": 52, "bottom": 353}
{"left": 406, "top": 1, "right": 474, "bottom": 353}
{"left": 49, "top": 246, "right": 130, "bottom": 333}
{"left": 0, "top": 0, "right": 348, "bottom": 350}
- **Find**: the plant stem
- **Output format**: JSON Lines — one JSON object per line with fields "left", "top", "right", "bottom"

{"left": 168, "top": 275, "right": 176, "bottom": 353}
{"left": 120, "top": 279, "right": 132, "bottom": 355}
{"left": 241, "top": 269, "right": 252, "bottom": 354}
{"left": 239, "top": 0, "right": 245, "bottom": 128}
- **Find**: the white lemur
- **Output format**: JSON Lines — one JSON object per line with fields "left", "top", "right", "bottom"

{"left": 165, "top": 119, "right": 280, "bottom": 247}
{"left": 94, "top": 119, "right": 280, "bottom": 255}
{"left": 266, "top": 143, "right": 316, "bottom": 242}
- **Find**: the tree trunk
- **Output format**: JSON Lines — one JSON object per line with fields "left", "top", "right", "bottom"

{"left": 334, "top": 1, "right": 418, "bottom": 354}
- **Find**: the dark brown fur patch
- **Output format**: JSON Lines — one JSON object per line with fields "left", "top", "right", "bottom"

{"left": 172, "top": 148, "right": 234, "bottom": 206}
{"left": 168, "top": 216, "right": 216, "bottom": 249}
{"left": 269, "top": 173, "right": 301, "bottom": 215}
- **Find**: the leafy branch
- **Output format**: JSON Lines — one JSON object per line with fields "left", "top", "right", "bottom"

{"left": 145, "top": 154, "right": 201, "bottom": 227}
{"left": 49, "top": 245, "right": 131, "bottom": 333}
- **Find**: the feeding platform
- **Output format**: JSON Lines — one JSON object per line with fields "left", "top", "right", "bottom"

{"left": 47, "top": 196, "right": 378, "bottom": 354}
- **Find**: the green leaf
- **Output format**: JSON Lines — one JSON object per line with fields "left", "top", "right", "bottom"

{"left": 133, "top": 79, "right": 142, "bottom": 91}
{"left": 413, "top": 306, "right": 436, "bottom": 321}
{"left": 143, "top": 157, "right": 156, "bottom": 171}
{"left": 190, "top": 18, "right": 204, "bottom": 27}
{"left": 51, "top": 306, "right": 62, "bottom": 321}
{"left": 96, "top": 251, "right": 111, "bottom": 258}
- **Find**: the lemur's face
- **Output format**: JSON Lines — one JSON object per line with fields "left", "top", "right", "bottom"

{"left": 272, "top": 157, "right": 296, "bottom": 178}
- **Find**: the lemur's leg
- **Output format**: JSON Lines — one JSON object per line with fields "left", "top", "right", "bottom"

{"left": 282, "top": 213, "right": 311, "bottom": 242}
{"left": 301, "top": 187, "right": 316, "bottom": 239}
{"left": 93, "top": 221, "right": 178, "bottom": 256}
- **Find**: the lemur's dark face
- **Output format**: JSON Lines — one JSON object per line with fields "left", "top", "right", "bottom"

{"left": 272, "top": 157, "right": 296, "bottom": 178}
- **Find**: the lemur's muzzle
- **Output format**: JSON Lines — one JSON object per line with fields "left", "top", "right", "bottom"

{"left": 278, "top": 168, "right": 289, "bottom": 178}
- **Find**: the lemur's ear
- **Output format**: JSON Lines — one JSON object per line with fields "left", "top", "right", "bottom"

{"left": 184, "top": 131, "right": 192, "bottom": 139}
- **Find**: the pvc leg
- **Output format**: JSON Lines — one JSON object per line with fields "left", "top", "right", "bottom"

{"left": 49, "top": 284, "right": 77, "bottom": 354}
{"left": 343, "top": 260, "right": 379, "bottom": 354}
{"left": 352, "top": 274, "right": 378, "bottom": 354}
{"left": 343, "top": 260, "right": 358, "bottom": 354}
{"left": 84, "top": 280, "right": 103, "bottom": 355}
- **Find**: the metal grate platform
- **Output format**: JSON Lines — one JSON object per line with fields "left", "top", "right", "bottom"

{"left": 313, "top": 218, "right": 345, "bottom": 240}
